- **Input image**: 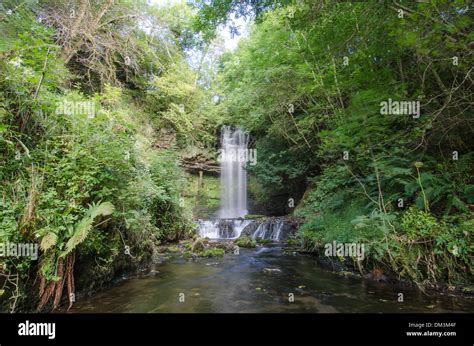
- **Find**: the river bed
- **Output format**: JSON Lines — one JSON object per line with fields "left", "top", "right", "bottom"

{"left": 70, "top": 245, "right": 473, "bottom": 313}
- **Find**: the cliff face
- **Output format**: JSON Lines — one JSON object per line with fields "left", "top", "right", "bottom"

{"left": 179, "top": 145, "right": 221, "bottom": 219}
{"left": 180, "top": 154, "right": 220, "bottom": 176}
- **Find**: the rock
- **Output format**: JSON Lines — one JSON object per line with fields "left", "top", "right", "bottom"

{"left": 180, "top": 153, "right": 220, "bottom": 175}
{"left": 201, "top": 248, "right": 225, "bottom": 257}
{"left": 191, "top": 238, "right": 205, "bottom": 253}
{"left": 240, "top": 216, "right": 304, "bottom": 241}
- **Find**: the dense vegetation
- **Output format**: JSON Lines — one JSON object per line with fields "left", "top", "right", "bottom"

{"left": 0, "top": 0, "right": 223, "bottom": 312}
{"left": 0, "top": 0, "right": 472, "bottom": 312}
{"left": 201, "top": 0, "right": 473, "bottom": 289}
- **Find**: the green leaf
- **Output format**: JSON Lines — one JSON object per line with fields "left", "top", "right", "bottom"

{"left": 63, "top": 202, "right": 115, "bottom": 256}
{"left": 40, "top": 232, "right": 57, "bottom": 252}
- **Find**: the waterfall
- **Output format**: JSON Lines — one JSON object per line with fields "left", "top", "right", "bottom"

{"left": 197, "top": 219, "right": 252, "bottom": 239}
{"left": 196, "top": 126, "right": 250, "bottom": 240}
{"left": 219, "top": 126, "right": 249, "bottom": 218}
{"left": 251, "top": 221, "right": 284, "bottom": 241}
{"left": 196, "top": 126, "right": 299, "bottom": 241}
{"left": 195, "top": 125, "right": 299, "bottom": 241}
{"left": 197, "top": 219, "right": 289, "bottom": 241}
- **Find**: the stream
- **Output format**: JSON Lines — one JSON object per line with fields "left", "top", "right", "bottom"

{"left": 70, "top": 244, "right": 473, "bottom": 313}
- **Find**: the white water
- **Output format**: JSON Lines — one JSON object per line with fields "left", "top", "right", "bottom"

{"left": 196, "top": 126, "right": 290, "bottom": 241}
{"left": 219, "top": 126, "right": 249, "bottom": 218}
{"left": 251, "top": 221, "right": 284, "bottom": 241}
{"left": 197, "top": 219, "right": 252, "bottom": 239}
{"left": 197, "top": 126, "right": 259, "bottom": 240}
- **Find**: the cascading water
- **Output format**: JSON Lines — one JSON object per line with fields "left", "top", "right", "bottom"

{"left": 196, "top": 126, "right": 250, "bottom": 239}
{"left": 196, "top": 127, "right": 297, "bottom": 241}
{"left": 251, "top": 221, "right": 284, "bottom": 241}
{"left": 219, "top": 125, "right": 249, "bottom": 218}
{"left": 197, "top": 219, "right": 252, "bottom": 239}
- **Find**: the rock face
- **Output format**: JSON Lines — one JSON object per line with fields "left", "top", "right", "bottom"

{"left": 180, "top": 154, "right": 220, "bottom": 176}
{"left": 154, "top": 128, "right": 177, "bottom": 149}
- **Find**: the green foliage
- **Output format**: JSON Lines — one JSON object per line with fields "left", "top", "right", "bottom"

{"left": 190, "top": 0, "right": 290, "bottom": 40}
{"left": 201, "top": 247, "right": 225, "bottom": 258}
{"left": 0, "top": 1, "right": 208, "bottom": 311}
{"left": 255, "top": 237, "right": 271, "bottom": 245}
{"left": 146, "top": 59, "right": 223, "bottom": 152}
{"left": 401, "top": 207, "right": 439, "bottom": 240}
{"left": 235, "top": 235, "right": 257, "bottom": 248}
{"left": 63, "top": 202, "right": 115, "bottom": 256}
{"left": 212, "top": 0, "right": 473, "bottom": 287}
{"left": 183, "top": 173, "right": 220, "bottom": 219}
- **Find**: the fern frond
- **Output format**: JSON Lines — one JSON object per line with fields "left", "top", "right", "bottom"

{"left": 40, "top": 232, "right": 58, "bottom": 252}
{"left": 63, "top": 201, "right": 115, "bottom": 256}
{"left": 63, "top": 218, "right": 93, "bottom": 256}
{"left": 89, "top": 201, "right": 115, "bottom": 219}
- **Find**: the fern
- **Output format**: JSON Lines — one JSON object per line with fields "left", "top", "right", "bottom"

{"left": 62, "top": 202, "right": 115, "bottom": 256}
{"left": 40, "top": 232, "right": 58, "bottom": 252}
{"left": 89, "top": 201, "right": 115, "bottom": 219}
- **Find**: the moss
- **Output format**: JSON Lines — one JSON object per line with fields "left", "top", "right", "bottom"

{"left": 248, "top": 175, "right": 268, "bottom": 204}
{"left": 200, "top": 248, "right": 225, "bottom": 257}
{"left": 166, "top": 246, "right": 181, "bottom": 253}
{"left": 183, "top": 251, "right": 193, "bottom": 259}
{"left": 256, "top": 237, "right": 271, "bottom": 245}
{"left": 235, "top": 235, "right": 257, "bottom": 248}
{"left": 286, "top": 237, "right": 300, "bottom": 247}
{"left": 244, "top": 214, "right": 266, "bottom": 219}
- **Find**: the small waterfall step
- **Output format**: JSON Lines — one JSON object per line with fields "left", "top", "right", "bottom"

{"left": 197, "top": 219, "right": 253, "bottom": 239}
{"left": 196, "top": 217, "right": 303, "bottom": 241}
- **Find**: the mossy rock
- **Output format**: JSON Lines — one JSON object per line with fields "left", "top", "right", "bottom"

{"left": 183, "top": 251, "right": 193, "bottom": 259}
{"left": 256, "top": 237, "right": 271, "bottom": 245}
{"left": 244, "top": 214, "right": 265, "bottom": 220}
{"left": 235, "top": 235, "right": 257, "bottom": 248}
{"left": 167, "top": 245, "right": 181, "bottom": 253}
{"left": 201, "top": 248, "right": 225, "bottom": 257}
{"left": 286, "top": 237, "right": 300, "bottom": 247}
{"left": 191, "top": 238, "right": 205, "bottom": 252}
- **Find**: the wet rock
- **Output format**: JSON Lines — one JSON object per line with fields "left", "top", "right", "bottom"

{"left": 191, "top": 238, "right": 205, "bottom": 252}
{"left": 240, "top": 216, "right": 304, "bottom": 241}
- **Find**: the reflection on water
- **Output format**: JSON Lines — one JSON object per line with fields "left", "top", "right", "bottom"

{"left": 70, "top": 246, "right": 474, "bottom": 313}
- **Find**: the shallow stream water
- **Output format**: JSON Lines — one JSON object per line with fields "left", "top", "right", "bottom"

{"left": 70, "top": 245, "right": 473, "bottom": 313}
